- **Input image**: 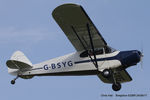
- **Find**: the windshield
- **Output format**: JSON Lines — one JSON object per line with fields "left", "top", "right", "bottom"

{"left": 106, "top": 46, "right": 116, "bottom": 53}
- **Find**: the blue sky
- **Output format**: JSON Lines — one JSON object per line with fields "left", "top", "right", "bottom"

{"left": 0, "top": 0, "right": 149, "bottom": 100}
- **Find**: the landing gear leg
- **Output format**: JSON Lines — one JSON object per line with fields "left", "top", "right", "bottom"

{"left": 111, "top": 71, "right": 121, "bottom": 91}
{"left": 11, "top": 76, "right": 19, "bottom": 85}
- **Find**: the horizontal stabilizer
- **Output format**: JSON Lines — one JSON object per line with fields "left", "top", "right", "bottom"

{"left": 6, "top": 60, "right": 32, "bottom": 69}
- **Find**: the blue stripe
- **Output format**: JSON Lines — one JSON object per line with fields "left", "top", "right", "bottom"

{"left": 74, "top": 56, "right": 117, "bottom": 64}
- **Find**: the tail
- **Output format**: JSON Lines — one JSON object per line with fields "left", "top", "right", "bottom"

{"left": 10, "top": 51, "right": 32, "bottom": 65}
{"left": 6, "top": 51, "right": 32, "bottom": 75}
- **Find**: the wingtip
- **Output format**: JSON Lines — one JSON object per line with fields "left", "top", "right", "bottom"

{"left": 52, "top": 3, "right": 81, "bottom": 17}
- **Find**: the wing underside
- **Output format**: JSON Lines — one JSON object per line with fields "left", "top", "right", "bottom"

{"left": 52, "top": 4, "right": 107, "bottom": 52}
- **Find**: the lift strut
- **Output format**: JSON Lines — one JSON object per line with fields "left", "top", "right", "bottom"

{"left": 71, "top": 23, "right": 98, "bottom": 69}
{"left": 86, "top": 23, "right": 98, "bottom": 68}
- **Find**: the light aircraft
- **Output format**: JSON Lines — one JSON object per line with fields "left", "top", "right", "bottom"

{"left": 6, "top": 4, "right": 143, "bottom": 91}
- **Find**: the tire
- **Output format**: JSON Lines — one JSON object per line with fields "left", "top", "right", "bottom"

{"left": 112, "top": 82, "right": 121, "bottom": 91}
{"left": 11, "top": 80, "right": 15, "bottom": 85}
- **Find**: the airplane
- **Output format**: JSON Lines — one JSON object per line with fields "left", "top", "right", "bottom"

{"left": 6, "top": 3, "right": 143, "bottom": 91}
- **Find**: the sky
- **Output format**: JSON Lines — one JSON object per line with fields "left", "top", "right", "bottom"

{"left": 0, "top": 0, "right": 150, "bottom": 100}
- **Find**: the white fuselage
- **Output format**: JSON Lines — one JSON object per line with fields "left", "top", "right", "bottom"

{"left": 20, "top": 51, "right": 121, "bottom": 76}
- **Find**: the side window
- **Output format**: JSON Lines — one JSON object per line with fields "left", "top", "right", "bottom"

{"left": 80, "top": 50, "right": 88, "bottom": 57}
{"left": 80, "top": 49, "right": 104, "bottom": 58}
{"left": 80, "top": 46, "right": 116, "bottom": 57}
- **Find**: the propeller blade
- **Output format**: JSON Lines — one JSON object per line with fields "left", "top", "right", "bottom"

{"left": 140, "top": 57, "right": 143, "bottom": 69}
{"left": 140, "top": 44, "right": 144, "bottom": 69}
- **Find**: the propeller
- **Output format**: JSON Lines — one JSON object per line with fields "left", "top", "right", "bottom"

{"left": 140, "top": 43, "right": 144, "bottom": 69}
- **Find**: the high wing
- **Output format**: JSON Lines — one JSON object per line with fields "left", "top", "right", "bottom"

{"left": 97, "top": 69, "right": 132, "bottom": 83}
{"left": 52, "top": 4, "right": 107, "bottom": 52}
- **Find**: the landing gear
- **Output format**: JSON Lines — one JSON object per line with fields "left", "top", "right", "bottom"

{"left": 112, "top": 82, "right": 121, "bottom": 91}
{"left": 102, "top": 69, "right": 112, "bottom": 78}
{"left": 102, "top": 69, "right": 122, "bottom": 91}
{"left": 11, "top": 76, "right": 19, "bottom": 85}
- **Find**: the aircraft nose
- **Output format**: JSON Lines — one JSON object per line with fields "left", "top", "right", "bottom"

{"left": 121, "top": 50, "right": 141, "bottom": 67}
{"left": 131, "top": 50, "right": 141, "bottom": 64}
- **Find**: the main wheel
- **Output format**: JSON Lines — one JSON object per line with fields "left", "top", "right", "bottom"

{"left": 112, "top": 82, "right": 121, "bottom": 91}
{"left": 102, "top": 69, "right": 112, "bottom": 78}
{"left": 11, "top": 80, "right": 15, "bottom": 85}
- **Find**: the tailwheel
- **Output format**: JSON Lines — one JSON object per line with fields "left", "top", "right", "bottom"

{"left": 11, "top": 80, "right": 15, "bottom": 85}
{"left": 11, "top": 76, "right": 19, "bottom": 85}
{"left": 102, "top": 69, "right": 112, "bottom": 78}
{"left": 112, "top": 82, "right": 121, "bottom": 91}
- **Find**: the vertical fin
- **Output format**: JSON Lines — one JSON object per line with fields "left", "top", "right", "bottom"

{"left": 11, "top": 51, "right": 32, "bottom": 66}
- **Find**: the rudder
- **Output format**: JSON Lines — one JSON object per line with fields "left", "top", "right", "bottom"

{"left": 10, "top": 51, "right": 32, "bottom": 66}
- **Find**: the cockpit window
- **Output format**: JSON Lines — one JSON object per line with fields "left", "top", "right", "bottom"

{"left": 105, "top": 46, "right": 116, "bottom": 53}
{"left": 80, "top": 46, "right": 116, "bottom": 57}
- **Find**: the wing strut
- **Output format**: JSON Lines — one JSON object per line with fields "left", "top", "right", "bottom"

{"left": 71, "top": 25, "right": 98, "bottom": 69}
{"left": 87, "top": 23, "right": 98, "bottom": 68}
